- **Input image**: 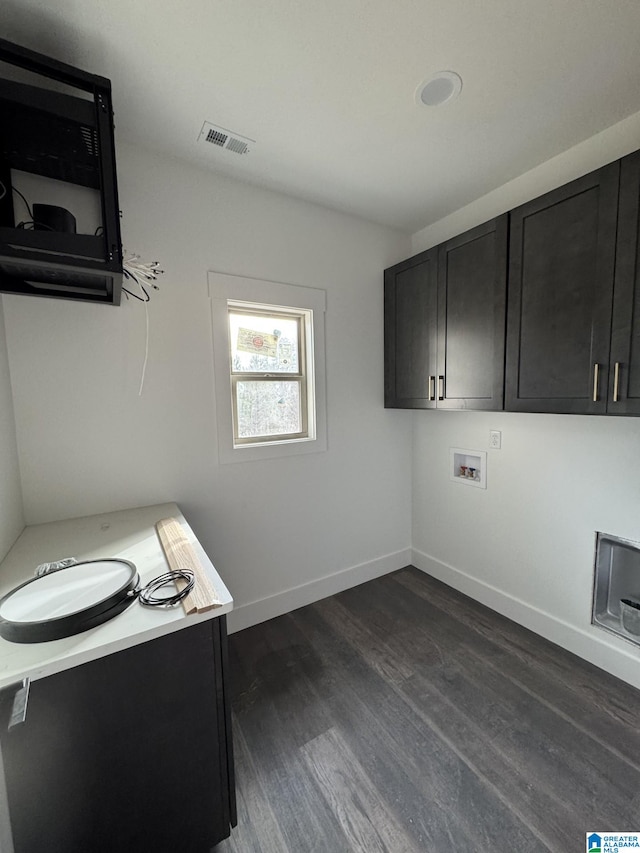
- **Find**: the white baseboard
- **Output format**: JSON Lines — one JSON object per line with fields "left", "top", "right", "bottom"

{"left": 412, "top": 548, "right": 640, "bottom": 691}
{"left": 227, "top": 547, "right": 412, "bottom": 634}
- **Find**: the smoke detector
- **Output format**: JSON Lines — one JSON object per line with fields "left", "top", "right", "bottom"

{"left": 197, "top": 121, "right": 254, "bottom": 155}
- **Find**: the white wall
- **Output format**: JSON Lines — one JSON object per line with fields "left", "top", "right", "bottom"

{"left": 410, "top": 110, "right": 640, "bottom": 689}
{"left": 2, "top": 142, "right": 412, "bottom": 631}
{"left": 0, "top": 299, "right": 24, "bottom": 563}
{"left": 412, "top": 110, "right": 640, "bottom": 252}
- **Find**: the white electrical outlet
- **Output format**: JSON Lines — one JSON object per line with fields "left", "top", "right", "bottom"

{"left": 489, "top": 430, "right": 502, "bottom": 449}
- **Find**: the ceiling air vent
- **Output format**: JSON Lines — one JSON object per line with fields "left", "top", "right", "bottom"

{"left": 198, "top": 121, "right": 254, "bottom": 155}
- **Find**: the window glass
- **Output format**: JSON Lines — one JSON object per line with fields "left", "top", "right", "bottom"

{"left": 236, "top": 380, "right": 301, "bottom": 438}
{"left": 228, "top": 304, "right": 309, "bottom": 445}
{"left": 229, "top": 312, "right": 300, "bottom": 374}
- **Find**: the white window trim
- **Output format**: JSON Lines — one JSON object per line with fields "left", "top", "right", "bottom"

{"left": 209, "top": 271, "right": 327, "bottom": 464}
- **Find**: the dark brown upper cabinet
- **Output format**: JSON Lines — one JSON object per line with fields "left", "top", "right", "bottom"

{"left": 609, "top": 150, "right": 640, "bottom": 415}
{"left": 505, "top": 162, "right": 620, "bottom": 414}
{"left": 384, "top": 246, "right": 438, "bottom": 408}
{"left": 384, "top": 216, "right": 507, "bottom": 410}
{"left": 436, "top": 216, "right": 508, "bottom": 410}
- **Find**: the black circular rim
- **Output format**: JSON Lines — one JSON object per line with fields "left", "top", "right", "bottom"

{"left": 0, "top": 558, "right": 139, "bottom": 644}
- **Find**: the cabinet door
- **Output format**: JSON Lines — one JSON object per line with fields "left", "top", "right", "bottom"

{"left": 505, "top": 162, "right": 619, "bottom": 414}
{"left": 384, "top": 247, "right": 438, "bottom": 408}
{"left": 436, "top": 215, "right": 508, "bottom": 410}
{"left": 609, "top": 151, "right": 640, "bottom": 415}
{"left": 0, "top": 619, "right": 234, "bottom": 853}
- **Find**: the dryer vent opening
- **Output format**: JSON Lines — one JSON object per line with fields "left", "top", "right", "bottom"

{"left": 592, "top": 531, "right": 640, "bottom": 646}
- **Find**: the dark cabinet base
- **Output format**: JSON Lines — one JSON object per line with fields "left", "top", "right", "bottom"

{"left": 0, "top": 618, "right": 235, "bottom": 853}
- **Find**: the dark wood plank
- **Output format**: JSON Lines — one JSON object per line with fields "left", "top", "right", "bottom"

{"left": 392, "top": 568, "right": 640, "bottom": 761}
{"left": 368, "top": 573, "right": 640, "bottom": 837}
{"left": 316, "top": 586, "right": 579, "bottom": 848}
{"left": 217, "top": 567, "right": 640, "bottom": 852}
{"left": 301, "top": 728, "right": 418, "bottom": 853}
{"left": 215, "top": 718, "right": 288, "bottom": 853}
{"left": 291, "top": 600, "right": 543, "bottom": 852}
{"left": 221, "top": 620, "right": 350, "bottom": 852}
{"left": 266, "top": 610, "right": 450, "bottom": 851}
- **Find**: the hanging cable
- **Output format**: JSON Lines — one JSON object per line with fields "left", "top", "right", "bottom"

{"left": 139, "top": 294, "right": 149, "bottom": 396}
{"left": 122, "top": 267, "right": 150, "bottom": 302}
{"left": 121, "top": 252, "right": 164, "bottom": 396}
{"left": 11, "top": 186, "right": 33, "bottom": 220}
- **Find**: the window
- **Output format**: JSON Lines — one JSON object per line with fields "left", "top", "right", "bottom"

{"left": 209, "top": 272, "right": 327, "bottom": 463}
{"left": 228, "top": 303, "right": 312, "bottom": 444}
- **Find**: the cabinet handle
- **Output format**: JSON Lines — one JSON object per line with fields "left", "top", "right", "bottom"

{"left": 592, "top": 363, "right": 599, "bottom": 403}
{"left": 438, "top": 375, "right": 445, "bottom": 401}
{"left": 613, "top": 361, "right": 620, "bottom": 403}
{"left": 428, "top": 375, "right": 435, "bottom": 401}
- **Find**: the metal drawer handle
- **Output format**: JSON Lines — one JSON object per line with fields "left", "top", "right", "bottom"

{"left": 428, "top": 375, "right": 435, "bottom": 401}
{"left": 613, "top": 361, "right": 620, "bottom": 403}
{"left": 438, "top": 375, "right": 445, "bottom": 401}
{"left": 592, "top": 363, "right": 599, "bottom": 403}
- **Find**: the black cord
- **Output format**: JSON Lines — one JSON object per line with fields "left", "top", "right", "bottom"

{"left": 137, "top": 570, "right": 195, "bottom": 607}
{"left": 122, "top": 285, "right": 150, "bottom": 302}
{"left": 122, "top": 268, "right": 151, "bottom": 302}
{"left": 11, "top": 186, "right": 33, "bottom": 220}
{"left": 17, "top": 220, "right": 56, "bottom": 231}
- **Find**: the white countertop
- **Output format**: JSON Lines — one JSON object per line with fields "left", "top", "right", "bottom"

{"left": 0, "top": 503, "right": 233, "bottom": 689}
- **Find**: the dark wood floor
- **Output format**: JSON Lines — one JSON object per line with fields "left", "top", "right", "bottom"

{"left": 215, "top": 567, "right": 640, "bottom": 852}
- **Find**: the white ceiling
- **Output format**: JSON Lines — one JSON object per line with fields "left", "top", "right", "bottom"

{"left": 5, "top": 0, "right": 640, "bottom": 233}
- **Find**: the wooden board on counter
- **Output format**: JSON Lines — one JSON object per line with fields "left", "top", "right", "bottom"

{"left": 155, "top": 517, "right": 222, "bottom": 614}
